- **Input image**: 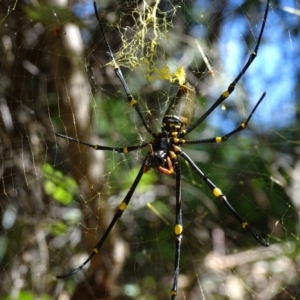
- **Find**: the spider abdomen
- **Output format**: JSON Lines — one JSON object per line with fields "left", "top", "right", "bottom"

{"left": 163, "top": 82, "right": 196, "bottom": 133}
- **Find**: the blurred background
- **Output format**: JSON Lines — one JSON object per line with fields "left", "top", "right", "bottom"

{"left": 0, "top": 0, "right": 300, "bottom": 299}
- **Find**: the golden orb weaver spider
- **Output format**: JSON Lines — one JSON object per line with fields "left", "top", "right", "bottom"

{"left": 56, "top": 1, "right": 270, "bottom": 298}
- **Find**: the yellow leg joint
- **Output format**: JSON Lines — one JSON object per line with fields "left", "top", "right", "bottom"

{"left": 130, "top": 99, "right": 137, "bottom": 106}
{"left": 123, "top": 147, "right": 128, "bottom": 153}
{"left": 215, "top": 137, "right": 222, "bottom": 143}
{"left": 213, "top": 187, "right": 223, "bottom": 197}
{"left": 222, "top": 90, "right": 229, "bottom": 98}
{"left": 172, "top": 145, "right": 181, "bottom": 152}
{"left": 241, "top": 123, "right": 246, "bottom": 128}
{"left": 175, "top": 224, "right": 183, "bottom": 235}
{"left": 119, "top": 202, "right": 127, "bottom": 211}
{"left": 242, "top": 222, "right": 248, "bottom": 229}
{"left": 93, "top": 248, "right": 98, "bottom": 254}
{"left": 169, "top": 151, "right": 177, "bottom": 159}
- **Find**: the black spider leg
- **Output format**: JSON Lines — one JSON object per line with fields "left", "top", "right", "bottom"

{"left": 182, "top": 92, "right": 266, "bottom": 145}
{"left": 55, "top": 133, "right": 149, "bottom": 154}
{"left": 185, "top": 0, "right": 270, "bottom": 136}
{"left": 178, "top": 150, "right": 269, "bottom": 247}
{"left": 170, "top": 162, "right": 182, "bottom": 300}
{"left": 56, "top": 157, "right": 147, "bottom": 279}
{"left": 93, "top": 2, "right": 153, "bottom": 135}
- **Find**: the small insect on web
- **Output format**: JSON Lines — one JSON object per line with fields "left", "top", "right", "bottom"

{"left": 52, "top": 8, "right": 65, "bottom": 38}
{"left": 56, "top": 1, "right": 270, "bottom": 299}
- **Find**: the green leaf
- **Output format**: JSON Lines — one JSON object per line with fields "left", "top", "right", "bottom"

{"left": 42, "top": 163, "right": 78, "bottom": 205}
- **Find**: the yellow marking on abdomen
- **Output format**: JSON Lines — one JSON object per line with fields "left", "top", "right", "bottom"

{"left": 93, "top": 248, "right": 98, "bottom": 254}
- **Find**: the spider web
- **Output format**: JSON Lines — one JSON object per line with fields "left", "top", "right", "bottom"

{"left": 0, "top": 0, "right": 299, "bottom": 299}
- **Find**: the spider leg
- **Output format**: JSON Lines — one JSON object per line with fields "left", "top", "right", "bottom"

{"left": 181, "top": 92, "right": 266, "bottom": 145}
{"left": 56, "top": 157, "right": 147, "bottom": 279}
{"left": 170, "top": 162, "right": 183, "bottom": 299}
{"left": 56, "top": 133, "right": 149, "bottom": 153}
{"left": 178, "top": 150, "right": 269, "bottom": 247}
{"left": 93, "top": 2, "right": 153, "bottom": 135}
{"left": 185, "top": 0, "right": 270, "bottom": 135}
